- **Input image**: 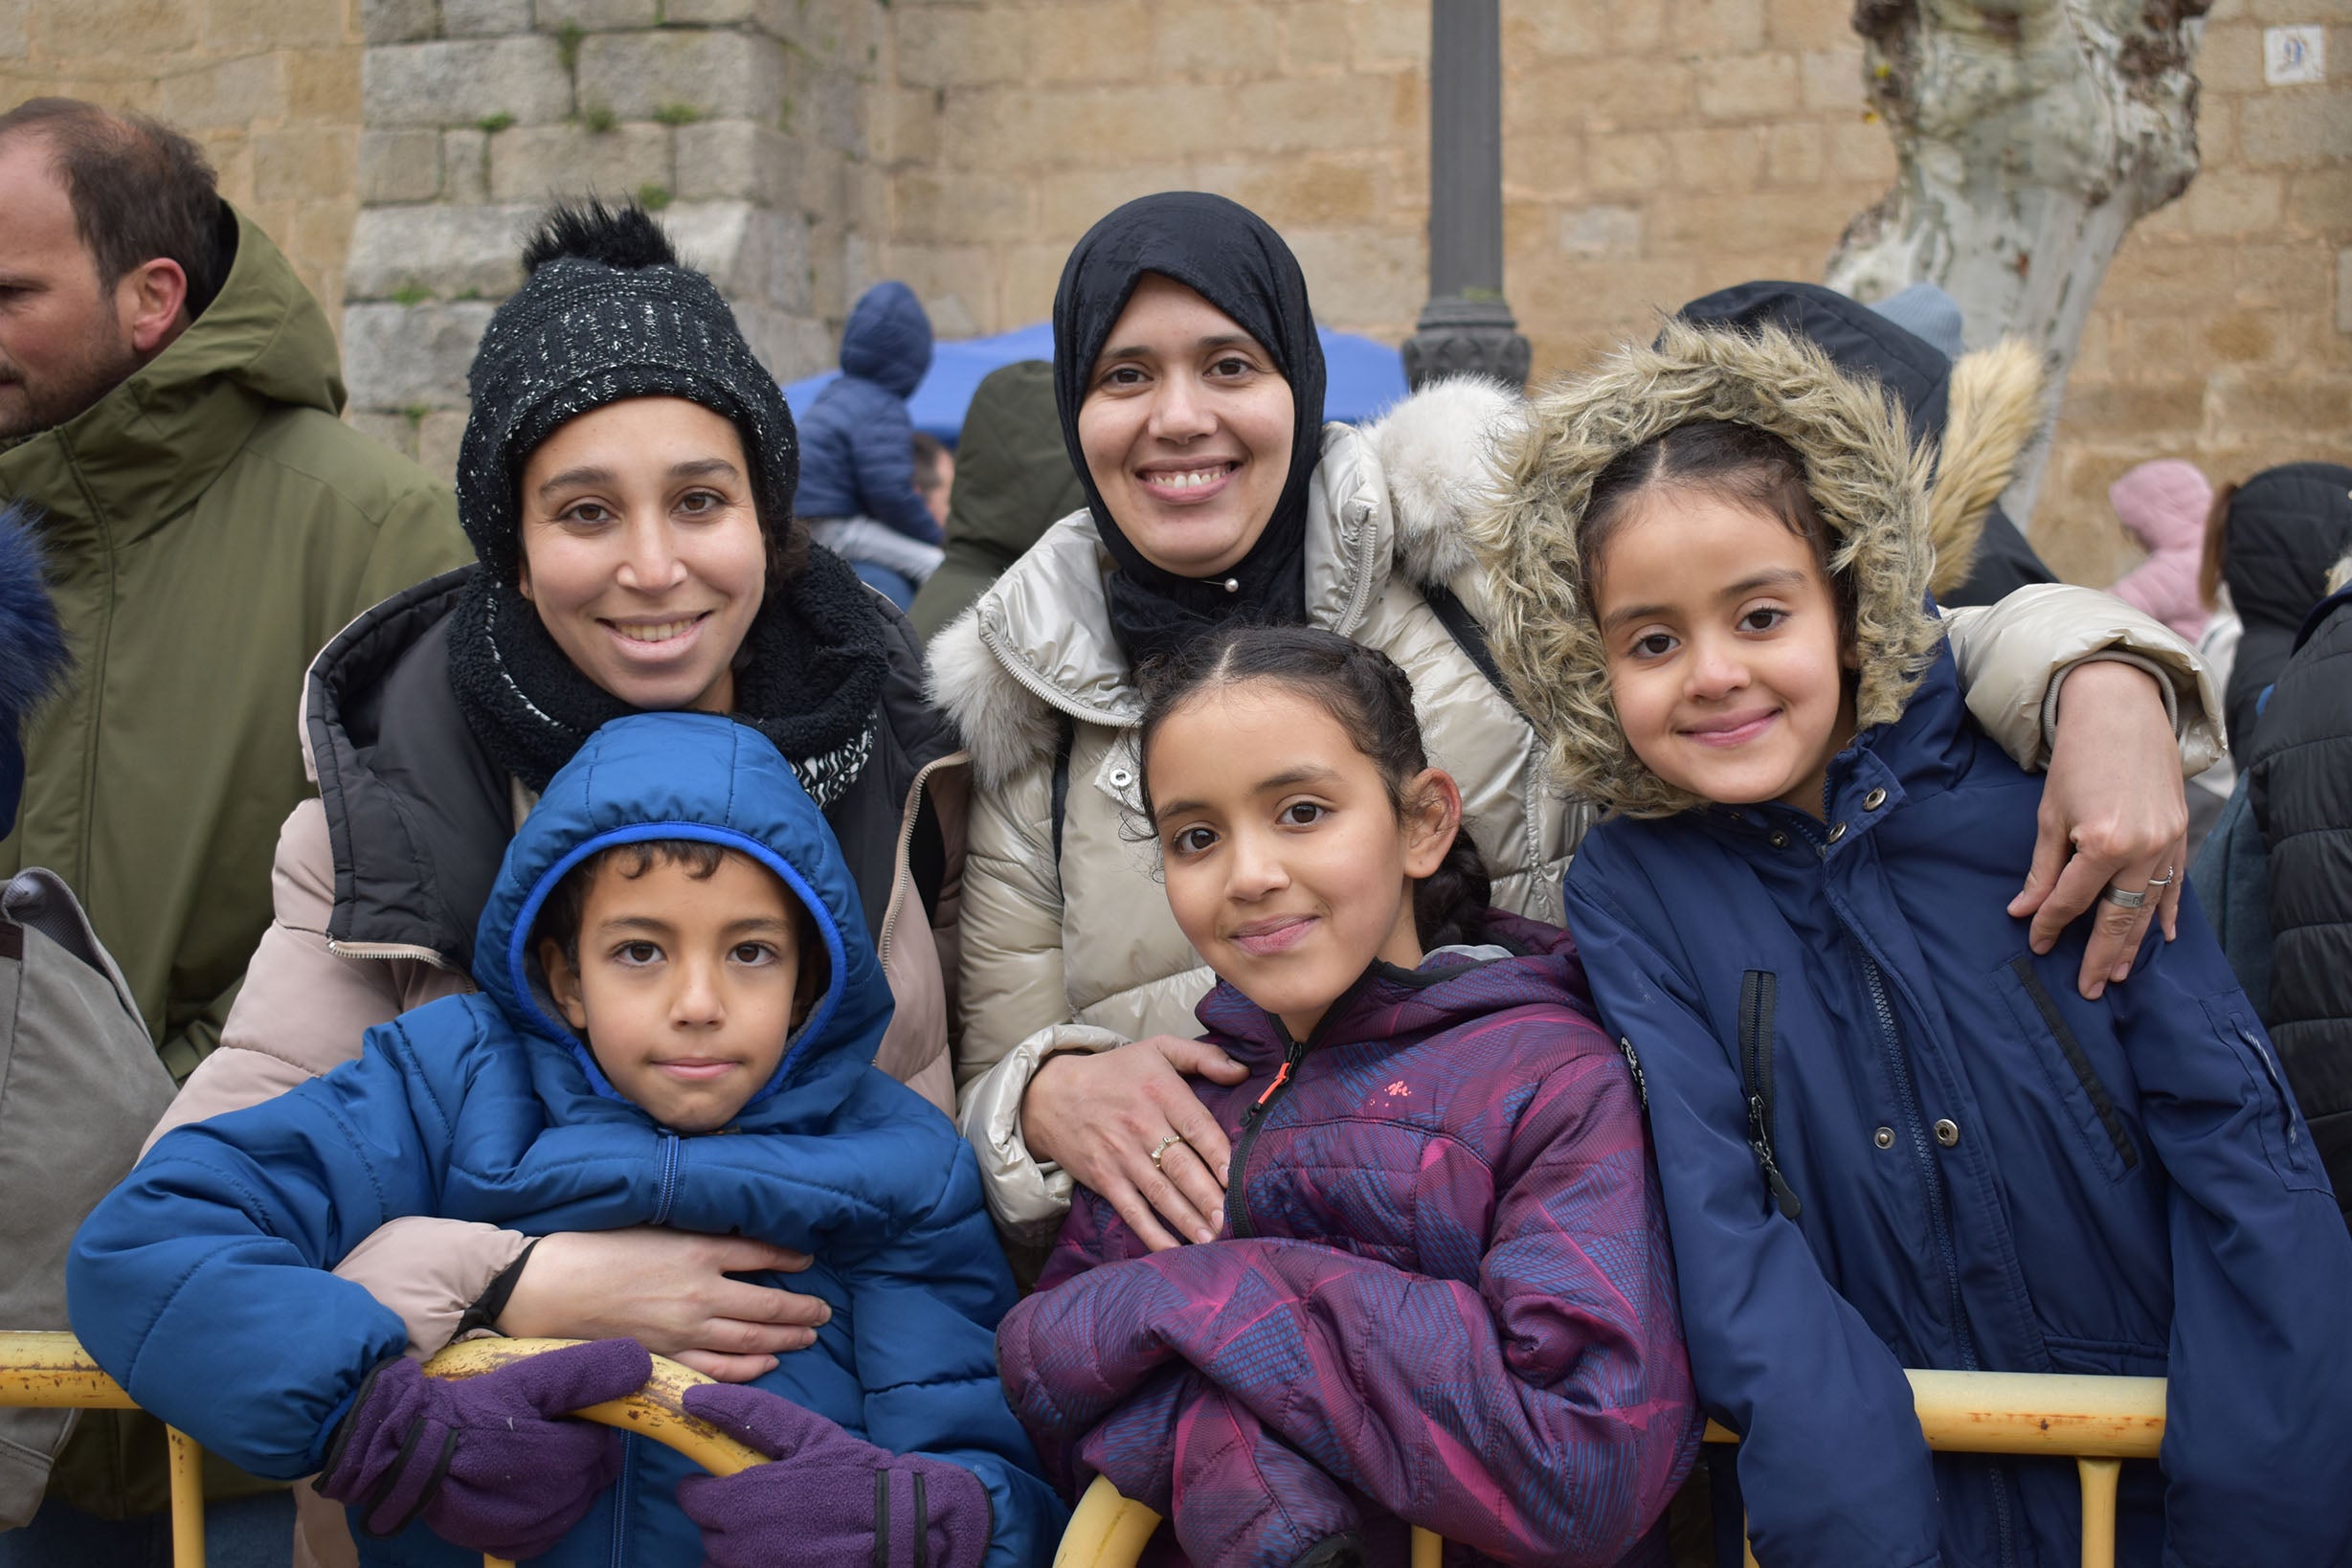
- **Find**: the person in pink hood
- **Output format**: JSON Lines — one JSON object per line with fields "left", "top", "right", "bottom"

{"left": 2108, "top": 459, "right": 2214, "bottom": 639}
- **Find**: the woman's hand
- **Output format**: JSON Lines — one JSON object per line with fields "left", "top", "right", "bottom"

{"left": 2008, "top": 660, "right": 2189, "bottom": 999}
{"left": 1021, "top": 1037, "right": 1249, "bottom": 1251}
{"left": 495, "top": 1229, "right": 831, "bottom": 1381}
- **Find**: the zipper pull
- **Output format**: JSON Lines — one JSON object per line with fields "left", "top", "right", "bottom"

{"left": 1748, "top": 1095, "right": 1803, "bottom": 1220}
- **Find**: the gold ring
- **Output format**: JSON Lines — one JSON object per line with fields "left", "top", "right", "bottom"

{"left": 1149, "top": 1132, "right": 1185, "bottom": 1171}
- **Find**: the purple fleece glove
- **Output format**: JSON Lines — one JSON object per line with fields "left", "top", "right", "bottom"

{"left": 678, "top": 1381, "right": 995, "bottom": 1568}
{"left": 316, "top": 1337, "right": 650, "bottom": 1558}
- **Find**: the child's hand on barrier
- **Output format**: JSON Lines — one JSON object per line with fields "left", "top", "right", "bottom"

{"left": 678, "top": 1381, "right": 993, "bottom": 1568}
{"left": 314, "top": 1336, "right": 650, "bottom": 1557}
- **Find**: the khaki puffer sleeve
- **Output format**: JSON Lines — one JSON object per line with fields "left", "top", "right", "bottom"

{"left": 1944, "top": 583, "right": 2223, "bottom": 775}
{"left": 953, "top": 756, "right": 1073, "bottom": 1088}
{"left": 142, "top": 797, "right": 527, "bottom": 1355}
{"left": 958, "top": 1024, "right": 1129, "bottom": 1243}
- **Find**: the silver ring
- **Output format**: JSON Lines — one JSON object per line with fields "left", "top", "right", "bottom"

{"left": 1149, "top": 1132, "right": 1186, "bottom": 1171}
{"left": 2101, "top": 884, "right": 2150, "bottom": 909}
{"left": 2143, "top": 863, "right": 2177, "bottom": 888}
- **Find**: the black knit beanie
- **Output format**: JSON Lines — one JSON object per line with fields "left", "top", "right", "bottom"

{"left": 446, "top": 201, "right": 885, "bottom": 802}
{"left": 456, "top": 201, "right": 801, "bottom": 580}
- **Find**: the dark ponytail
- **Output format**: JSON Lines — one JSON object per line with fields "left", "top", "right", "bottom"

{"left": 1134, "top": 623, "right": 1493, "bottom": 951}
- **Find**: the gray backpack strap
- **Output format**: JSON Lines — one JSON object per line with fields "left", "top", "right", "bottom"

{"left": 0, "top": 869, "right": 173, "bottom": 1527}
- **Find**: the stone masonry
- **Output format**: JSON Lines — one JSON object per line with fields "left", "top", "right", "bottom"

{"left": 7, "top": 0, "right": 2345, "bottom": 581}
{"left": 339, "top": 0, "right": 883, "bottom": 472}
{"left": 1, "top": 0, "right": 368, "bottom": 316}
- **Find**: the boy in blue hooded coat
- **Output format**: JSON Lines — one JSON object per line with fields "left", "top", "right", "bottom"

{"left": 797, "top": 280, "right": 943, "bottom": 607}
{"left": 69, "top": 711, "right": 1062, "bottom": 1567}
{"left": 1469, "top": 322, "right": 2352, "bottom": 1568}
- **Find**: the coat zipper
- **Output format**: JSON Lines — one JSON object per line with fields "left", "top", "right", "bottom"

{"left": 1225, "top": 1030, "right": 1312, "bottom": 1241}
{"left": 324, "top": 938, "right": 456, "bottom": 969}
{"left": 974, "top": 616, "right": 1131, "bottom": 731}
{"left": 650, "top": 1131, "right": 682, "bottom": 1226}
{"left": 1858, "top": 930, "right": 2019, "bottom": 1568}
{"left": 1737, "top": 970, "right": 1802, "bottom": 1219}
{"left": 608, "top": 1434, "right": 635, "bottom": 1568}
{"left": 1796, "top": 805, "right": 2018, "bottom": 1568}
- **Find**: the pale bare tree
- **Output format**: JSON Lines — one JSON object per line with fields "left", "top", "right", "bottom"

{"left": 1826, "top": 0, "right": 2211, "bottom": 521}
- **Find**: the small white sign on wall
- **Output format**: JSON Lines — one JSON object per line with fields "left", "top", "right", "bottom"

{"left": 2265, "top": 25, "right": 2326, "bottom": 85}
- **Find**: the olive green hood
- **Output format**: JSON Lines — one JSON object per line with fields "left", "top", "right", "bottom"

{"left": 0, "top": 205, "right": 344, "bottom": 541}
{"left": 1466, "top": 319, "right": 1944, "bottom": 819}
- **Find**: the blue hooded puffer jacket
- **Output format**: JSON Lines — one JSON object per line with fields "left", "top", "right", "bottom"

{"left": 69, "top": 712, "right": 1063, "bottom": 1568}
{"left": 1477, "top": 325, "right": 2352, "bottom": 1568}
{"left": 795, "top": 280, "right": 941, "bottom": 543}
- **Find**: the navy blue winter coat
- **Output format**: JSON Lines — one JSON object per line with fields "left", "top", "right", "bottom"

{"left": 1474, "top": 323, "right": 2352, "bottom": 1568}
{"left": 1567, "top": 652, "right": 2352, "bottom": 1566}
{"left": 795, "top": 280, "right": 941, "bottom": 543}
{"left": 69, "top": 712, "right": 1062, "bottom": 1567}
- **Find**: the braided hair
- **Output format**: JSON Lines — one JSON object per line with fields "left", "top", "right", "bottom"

{"left": 1133, "top": 623, "right": 1492, "bottom": 952}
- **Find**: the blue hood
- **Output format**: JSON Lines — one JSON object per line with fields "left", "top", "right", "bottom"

{"left": 472, "top": 712, "right": 893, "bottom": 1116}
{"left": 0, "top": 504, "right": 70, "bottom": 836}
{"left": 838, "top": 280, "right": 933, "bottom": 397}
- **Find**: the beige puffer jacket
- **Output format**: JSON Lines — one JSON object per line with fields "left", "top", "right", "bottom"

{"left": 934, "top": 377, "right": 2221, "bottom": 1243}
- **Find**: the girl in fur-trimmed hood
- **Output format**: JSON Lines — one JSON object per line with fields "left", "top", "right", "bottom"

{"left": 1469, "top": 322, "right": 2352, "bottom": 1568}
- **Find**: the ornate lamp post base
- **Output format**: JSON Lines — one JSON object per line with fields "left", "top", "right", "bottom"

{"left": 1402, "top": 294, "right": 1531, "bottom": 392}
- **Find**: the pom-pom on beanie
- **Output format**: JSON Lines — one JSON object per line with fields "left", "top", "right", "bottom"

{"left": 455, "top": 200, "right": 804, "bottom": 588}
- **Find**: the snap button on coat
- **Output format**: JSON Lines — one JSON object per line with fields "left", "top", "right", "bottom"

{"left": 1874, "top": 1127, "right": 1894, "bottom": 1149}
{"left": 1864, "top": 787, "right": 1888, "bottom": 811}
{"left": 1934, "top": 1118, "right": 1960, "bottom": 1148}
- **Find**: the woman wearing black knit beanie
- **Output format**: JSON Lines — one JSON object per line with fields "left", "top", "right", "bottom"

{"left": 142, "top": 202, "right": 964, "bottom": 1562}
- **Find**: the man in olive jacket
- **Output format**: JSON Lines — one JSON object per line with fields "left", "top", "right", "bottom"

{"left": 0, "top": 101, "right": 469, "bottom": 1082}
{"left": 0, "top": 100, "right": 468, "bottom": 1542}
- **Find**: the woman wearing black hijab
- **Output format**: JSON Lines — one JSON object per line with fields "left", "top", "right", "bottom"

{"left": 933, "top": 192, "right": 2217, "bottom": 1256}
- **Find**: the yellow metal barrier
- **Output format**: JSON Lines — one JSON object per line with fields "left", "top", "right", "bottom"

{"left": 1055, "top": 1475, "right": 1444, "bottom": 1567}
{"left": 2, "top": 1333, "right": 2164, "bottom": 1568}
{"left": 0, "top": 1332, "right": 765, "bottom": 1568}
{"left": 1701, "top": 1368, "right": 2165, "bottom": 1568}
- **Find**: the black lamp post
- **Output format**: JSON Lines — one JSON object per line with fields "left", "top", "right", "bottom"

{"left": 1401, "top": 0, "right": 1530, "bottom": 392}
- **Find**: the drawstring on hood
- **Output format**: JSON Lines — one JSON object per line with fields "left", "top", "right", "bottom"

{"left": 1468, "top": 319, "right": 1944, "bottom": 819}
{"left": 471, "top": 712, "right": 893, "bottom": 1120}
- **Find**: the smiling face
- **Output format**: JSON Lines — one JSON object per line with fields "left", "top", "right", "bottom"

{"left": 1146, "top": 680, "right": 1452, "bottom": 1042}
{"left": 1592, "top": 486, "right": 1858, "bottom": 817}
{"left": 1075, "top": 273, "right": 1296, "bottom": 580}
{"left": 517, "top": 396, "right": 766, "bottom": 713}
{"left": 541, "top": 846, "right": 808, "bottom": 1133}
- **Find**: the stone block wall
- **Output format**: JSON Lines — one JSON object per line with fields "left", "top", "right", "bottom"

{"left": 8, "top": 0, "right": 2344, "bottom": 580}
{"left": 870, "top": 0, "right": 1436, "bottom": 339}
{"left": 0, "top": 0, "right": 367, "bottom": 316}
{"left": 340, "top": 0, "right": 883, "bottom": 473}
{"left": 870, "top": 0, "right": 2347, "bottom": 587}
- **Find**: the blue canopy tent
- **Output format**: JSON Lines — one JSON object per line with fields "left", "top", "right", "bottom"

{"left": 782, "top": 320, "right": 1410, "bottom": 444}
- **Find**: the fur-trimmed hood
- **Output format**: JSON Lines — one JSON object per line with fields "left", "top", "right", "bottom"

{"left": 1467, "top": 319, "right": 1943, "bottom": 819}
{"left": 927, "top": 376, "right": 1523, "bottom": 788}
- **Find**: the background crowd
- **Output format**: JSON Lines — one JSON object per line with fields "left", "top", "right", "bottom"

{"left": 2, "top": 86, "right": 2349, "bottom": 1568}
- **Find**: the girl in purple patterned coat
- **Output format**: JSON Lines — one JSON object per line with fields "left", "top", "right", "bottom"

{"left": 995, "top": 625, "right": 1702, "bottom": 1568}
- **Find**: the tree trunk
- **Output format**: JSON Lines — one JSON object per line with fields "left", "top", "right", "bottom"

{"left": 1826, "top": 0, "right": 2210, "bottom": 526}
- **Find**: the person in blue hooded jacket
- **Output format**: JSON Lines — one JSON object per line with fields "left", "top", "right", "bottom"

{"left": 67, "top": 710, "right": 1063, "bottom": 1568}
{"left": 796, "top": 280, "right": 944, "bottom": 608}
{"left": 1469, "top": 321, "right": 2352, "bottom": 1568}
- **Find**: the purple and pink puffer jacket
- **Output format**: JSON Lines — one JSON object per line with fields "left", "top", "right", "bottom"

{"left": 996, "top": 912, "right": 1702, "bottom": 1568}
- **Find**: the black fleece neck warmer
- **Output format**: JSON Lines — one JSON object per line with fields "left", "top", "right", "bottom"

{"left": 446, "top": 551, "right": 883, "bottom": 804}
{"left": 1052, "top": 191, "right": 1328, "bottom": 667}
